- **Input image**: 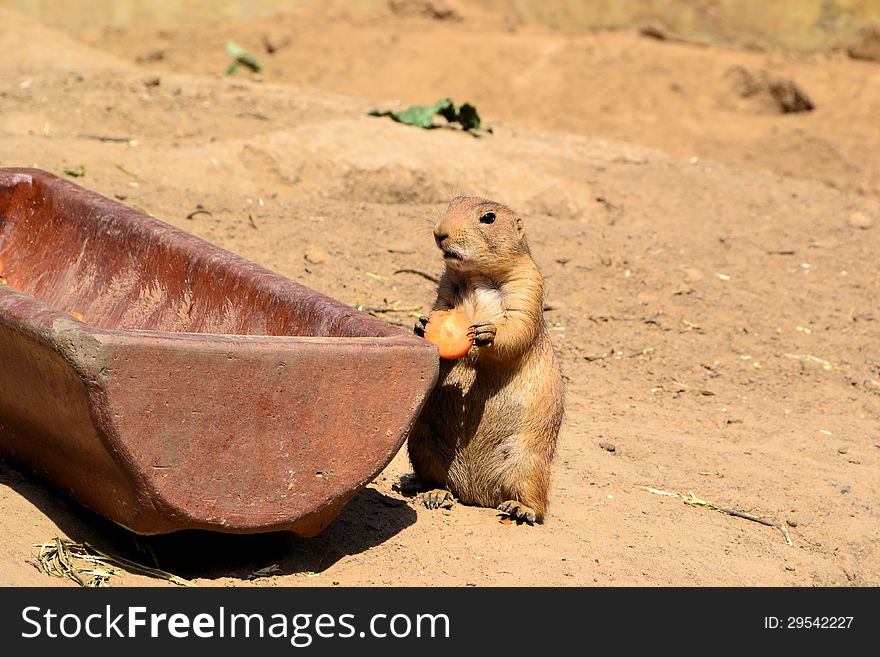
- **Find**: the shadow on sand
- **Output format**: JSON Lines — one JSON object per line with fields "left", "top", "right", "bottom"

{"left": 1, "top": 461, "right": 416, "bottom": 583}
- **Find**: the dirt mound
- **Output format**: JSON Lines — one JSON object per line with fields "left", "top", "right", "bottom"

{"left": 1, "top": 5, "right": 878, "bottom": 587}
{"left": 75, "top": 3, "right": 880, "bottom": 200}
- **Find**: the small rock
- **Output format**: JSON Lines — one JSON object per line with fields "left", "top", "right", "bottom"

{"left": 784, "top": 565, "right": 795, "bottom": 572}
{"left": 639, "top": 24, "right": 668, "bottom": 40}
{"left": 598, "top": 441, "right": 616, "bottom": 453}
{"left": 142, "top": 75, "right": 161, "bottom": 88}
{"left": 839, "top": 485, "right": 851, "bottom": 494}
{"left": 304, "top": 246, "right": 329, "bottom": 265}
{"left": 848, "top": 211, "right": 874, "bottom": 229}
{"left": 786, "top": 518, "right": 798, "bottom": 528}
{"left": 838, "top": 447, "right": 848, "bottom": 455}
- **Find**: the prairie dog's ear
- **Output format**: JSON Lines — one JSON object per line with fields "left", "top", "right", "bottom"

{"left": 515, "top": 215, "right": 525, "bottom": 238}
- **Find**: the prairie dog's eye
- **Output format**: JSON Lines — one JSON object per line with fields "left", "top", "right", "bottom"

{"left": 479, "top": 211, "right": 496, "bottom": 224}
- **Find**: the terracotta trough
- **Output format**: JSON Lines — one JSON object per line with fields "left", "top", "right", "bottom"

{"left": 0, "top": 168, "right": 438, "bottom": 535}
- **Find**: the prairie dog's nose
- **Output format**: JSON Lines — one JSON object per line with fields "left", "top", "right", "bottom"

{"left": 433, "top": 229, "right": 448, "bottom": 248}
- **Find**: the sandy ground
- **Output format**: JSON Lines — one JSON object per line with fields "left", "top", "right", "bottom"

{"left": 1, "top": 2, "right": 878, "bottom": 587}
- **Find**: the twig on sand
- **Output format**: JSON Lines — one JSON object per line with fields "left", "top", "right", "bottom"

{"left": 362, "top": 305, "right": 421, "bottom": 315}
{"left": 393, "top": 269, "right": 440, "bottom": 284}
{"left": 186, "top": 208, "right": 213, "bottom": 220}
{"left": 78, "top": 133, "right": 134, "bottom": 143}
{"left": 639, "top": 486, "right": 793, "bottom": 546}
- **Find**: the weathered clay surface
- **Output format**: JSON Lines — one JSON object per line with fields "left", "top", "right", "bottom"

{"left": 0, "top": 168, "right": 438, "bottom": 535}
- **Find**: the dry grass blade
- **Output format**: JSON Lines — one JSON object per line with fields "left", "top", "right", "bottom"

{"left": 639, "top": 486, "right": 793, "bottom": 546}
{"left": 784, "top": 353, "right": 842, "bottom": 372}
{"left": 114, "top": 163, "right": 143, "bottom": 182}
{"left": 83, "top": 543, "right": 194, "bottom": 586}
{"left": 32, "top": 538, "right": 88, "bottom": 586}
{"left": 248, "top": 563, "right": 281, "bottom": 580}
{"left": 681, "top": 492, "right": 793, "bottom": 546}
{"left": 31, "top": 538, "right": 193, "bottom": 587}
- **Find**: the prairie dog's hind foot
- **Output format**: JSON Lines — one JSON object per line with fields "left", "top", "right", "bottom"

{"left": 423, "top": 489, "right": 455, "bottom": 510}
{"left": 497, "top": 500, "right": 539, "bottom": 525}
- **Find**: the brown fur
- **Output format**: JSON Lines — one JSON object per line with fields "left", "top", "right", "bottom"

{"left": 408, "top": 196, "right": 564, "bottom": 523}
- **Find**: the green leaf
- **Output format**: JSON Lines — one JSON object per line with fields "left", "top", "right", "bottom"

{"left": 225, "top": 40, "right": 262, "bottom": 74}
{"left": 370, "top": 98, "right": 452, "bottom": 128}
{"left": 63, "top": 165, "right": 86, "bottom": 178}
{"left": 398, "top": 98, "right": 453, "bottom": 127}
{"left": 369, "top": 98, "right": 491, "bottom": 133}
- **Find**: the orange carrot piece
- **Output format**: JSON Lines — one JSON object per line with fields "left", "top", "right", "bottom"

{"left": 423, "top": 309, "right": 473, "bottom": 359}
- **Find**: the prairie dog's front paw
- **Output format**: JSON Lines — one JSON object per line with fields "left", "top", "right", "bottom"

{"left": 468, "top": 321, "right": 496, "bottom": 347}
{"left": 413, "top": 315, "right": 430, "bottom": 337}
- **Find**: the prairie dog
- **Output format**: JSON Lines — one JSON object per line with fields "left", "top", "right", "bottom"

{"left": 410, "top": 196, "right": 564, "bottom": 523}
